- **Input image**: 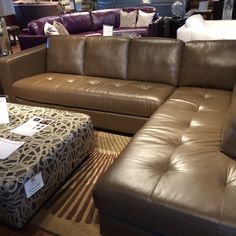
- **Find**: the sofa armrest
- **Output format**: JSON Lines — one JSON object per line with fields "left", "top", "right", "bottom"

{"left": 21, "top": 28, "right": 30, "bottom": 34}
{"left": 0, "top": 45, "right": 47, "bottom": 102}
{"left": 18, "top": 34, "right": 48, "bottom": 50}
{"left": 177, "top": 25, "right": 192, "bottom": 42}
{"left": 148, "top": 17, "right": 164, "bottom": 37}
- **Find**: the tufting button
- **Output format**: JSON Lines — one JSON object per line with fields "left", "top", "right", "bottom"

{"left": 198, "top": 105, "right": 204, "bottom": 111}
{"left": 134, "top": 84, "right": 151, "bottom": 90}
{"left": 190, "top": 119, "right": 204, "bottom": 127}
{"left": 89, "top": 80, "right": 100, "bottom": 85}
{"left": 47, "top": 77, "right": 53, "bottom": 81}
{"left": 67, "top": 79, "right": 74, "bottom": 83}
{"left": 113, "top": 83, "right": 123, "bottom": 87}
{"left": 180, "top": 135, "right": 187, "bottom": 144}
{"left": 205, "top": 94, "right": 211, "bottom": 99}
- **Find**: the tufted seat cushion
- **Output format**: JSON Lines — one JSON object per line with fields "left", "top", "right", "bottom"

{"left": 93, "top": 87, "right": 236, "bottom": 236}
{"left": 12, "top": 73, "right": 175, "bottom": 118}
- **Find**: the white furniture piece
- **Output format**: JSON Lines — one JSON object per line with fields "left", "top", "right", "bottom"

{"left": 177, "top": 14, "right": 236, "bottom": 42}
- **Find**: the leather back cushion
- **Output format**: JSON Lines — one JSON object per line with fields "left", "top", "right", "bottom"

{"left": 91, "top": 8, "right": 121, "bottom": 31}
{"left": 61, "top": 12, "right": 93, "bottom": 34}
{"left": 84, "top": 37, "right": 129, "bottom": 79}
{"left": 221, "top": 86, "right": 236, "bottom": 159}
{"left": 28, "top": 16, "right": 62, "bottom": 35}
{"left": 127, "top": 38, "right": 184, "bottom": 86}
{"left": 180, "top": 40, "right": 236, "bottom": 90}
{"left": 47, "top": 36, "right": 85, "bottom": 75}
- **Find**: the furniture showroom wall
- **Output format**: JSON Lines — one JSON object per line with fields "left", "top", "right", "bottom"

{"left": 96, "top": 0, "right": 175, "bottom": 16}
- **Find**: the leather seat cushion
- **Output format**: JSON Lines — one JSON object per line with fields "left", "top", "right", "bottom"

{"left": 93, "top": 87, "right": 236, "bottom": 236}
{"left": 12, "top": 73, "right": 175, "bottom": 117}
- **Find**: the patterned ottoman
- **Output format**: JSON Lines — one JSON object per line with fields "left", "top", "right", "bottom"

{"left": 0, "top": 103, "right": 94, "bottom": 228}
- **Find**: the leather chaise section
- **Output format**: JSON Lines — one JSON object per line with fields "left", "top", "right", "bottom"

{"left": 12, "top": 73, "right": 175, "bottom": 118}
{"left": 93, "top": 87, "right": 235, "bottom": 236}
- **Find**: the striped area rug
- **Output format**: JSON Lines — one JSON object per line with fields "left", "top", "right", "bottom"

{"left": 29, "top": 131, "right": 131, "bottom": 236}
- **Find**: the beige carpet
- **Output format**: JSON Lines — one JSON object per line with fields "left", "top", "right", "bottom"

{"left": 24, "top": 131, "right": 131, "bottom": 236}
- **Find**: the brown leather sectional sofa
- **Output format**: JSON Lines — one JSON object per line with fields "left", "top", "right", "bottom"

{"left": 0, "top": 36, "right": 236, "bottom": 235}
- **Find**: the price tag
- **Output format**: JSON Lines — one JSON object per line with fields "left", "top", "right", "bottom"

{"left": 0, "top": 97, "right": 9, "bottom": 124}
{"left": 11, "top": 116, "right": 53, "bottom": 137}
{"left": 24, "top": 172, "right": 44, "bottom": 198}
{"left": 103, "top": 24, "right": 113, "bottom": 36}
{"left": 0, "top": 138, "right": 25, "bottom": 160}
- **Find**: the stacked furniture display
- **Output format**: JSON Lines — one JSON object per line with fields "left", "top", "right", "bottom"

{"left": 18, "top": 6, "right": 163, "bottom": 50}
{"left": 0, "top": 36, "right": 236, "bottom": 235}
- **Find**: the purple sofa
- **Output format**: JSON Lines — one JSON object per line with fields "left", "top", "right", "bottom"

{"left": 18, "top": 6, "right": 164, "bottom": 50}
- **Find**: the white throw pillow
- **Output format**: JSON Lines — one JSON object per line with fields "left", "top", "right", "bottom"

{"left": 136, "top": 10, "right": 155, "bottom": 27}
{"left": 185, "top": 14, "right": 205, "bottom": 28}
{"left": 120, "top": 10, "right": 137, "bottom": 28}
{"left": 53, "top": 21, "right": 69, "bottom": 35}
{"left": 44, "top": 22, "right": 59, "bottom": 36}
